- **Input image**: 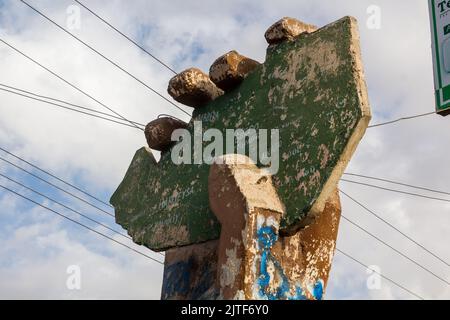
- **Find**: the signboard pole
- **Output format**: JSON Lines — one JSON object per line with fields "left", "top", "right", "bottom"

{"left": 429, "top": 0, "right": 450, "bottom": 116}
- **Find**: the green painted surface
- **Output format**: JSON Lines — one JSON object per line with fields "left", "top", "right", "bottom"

{"left": 111, "top": 16, "right": 370, "bottom": 251}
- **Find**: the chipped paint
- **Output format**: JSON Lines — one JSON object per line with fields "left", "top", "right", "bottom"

{"left": 161, "top": 240, "right": 219, "bottom": 300}
{"left": 220, "top": 238, "right": 242, "bottom": 289}
{"left": 209, "top": 155, "right": 341, "bottom": 300}
{"left": 252, "top": 215, "right": 325, "bottom": 300}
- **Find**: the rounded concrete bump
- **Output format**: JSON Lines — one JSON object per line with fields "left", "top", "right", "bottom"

{"left": 167, "top": 68, "right": 224, "bottom": 108}
{"left": 144, "top": 117, "right": 188, "bottom": 152}
{"left": 209, "top": 51, "right": 261, "bottom": 92}
{"left": 265, "top": 17, "right": 318, "bottom": 45}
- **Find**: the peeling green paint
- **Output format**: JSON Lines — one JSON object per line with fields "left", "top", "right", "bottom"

{"left": 110, "top": 16, "right": 371, "bottom": 251}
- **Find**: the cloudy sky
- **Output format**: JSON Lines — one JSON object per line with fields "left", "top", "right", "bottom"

{"left": 0, "top": 0, "right": 449, "bottom": 300}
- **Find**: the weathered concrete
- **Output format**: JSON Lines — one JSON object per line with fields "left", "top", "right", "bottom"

{"left": 208, "top": 155, "right": 284, "bottom": 299}
{"left": 209, "top": 51, "right": 261, "bottom": 92}
{"left": 145, "top": 117, "right": 188, "bottom": 152}
{"left": 161, "top": 240, "right": 219, "bottom": 300}
{"left": 167, "top": 68, "right": 224, "bottom": 108}
{"left": 161, "top": 155, "right": 340, "bottom": 300}
{"left": 110, "top": 16, "right": 371, "bottom": 251}
{"left": 209, "top": 155, "right": 341, "bottom": 300}
{"left": 265, "top": 17, "right": 317, "bottom": 45}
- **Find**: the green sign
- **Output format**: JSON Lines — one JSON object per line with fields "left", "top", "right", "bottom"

{"left": 110, "top": 17, "right": 371, "bottom": 251}
{"left": 429, "top": 0, "right": 450, "bottom": 114}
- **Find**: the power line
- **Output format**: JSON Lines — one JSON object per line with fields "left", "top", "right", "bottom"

{"left": 0, "top": 85, "right": 144, "bottom": 130}
{"left": 340, "top": 179, "right": 450, "bottom": 204}
{"left": 73, "top": 0, "right": 177, "bottom": 75}
{"left": 368, "top": 111, "right": 437, "bottom": 128}
{"left": 0, "top": 146, "right": 113, "bottom": 209}
{"left": 341, "top": 214, "right": 450, "bottom": 286}
{"left": 0, "top": 37, "right": 143, "bottom": 131}
{"left": 340, "top": 189, "right": 450, "bottom": 268}
{"left": 0, "top": 83, "right": 145, "bottom": 127}
{"left": 335, "top": 248, "right": 424, "bottom": 300}
{"left": 0, "top": 183, "right": 164, "bottom": 265}
{"left": 0, "top": 172, "right": 130, "bottom": 241}
{"left": 0, "top": 155, "right": 114, "bottom": 218}
{"left": 0, "top": 147, "right": 165, "bottom": 257}
{"left": 19, "top": 0, "right": 190, "bottom": 117}
{"left": 343, "top": 172, "right": 450, "bottom": 197}
{"left": 157, "top": 113, "right": 186, "bottom": 123}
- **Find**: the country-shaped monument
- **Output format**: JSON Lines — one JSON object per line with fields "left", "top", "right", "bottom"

{"left": 110, "top": 16, "right": 371, "bottom": 257}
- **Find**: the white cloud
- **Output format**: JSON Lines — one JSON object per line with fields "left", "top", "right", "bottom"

{"left": 0, "top": 196, "right": 164, "bottom": 299}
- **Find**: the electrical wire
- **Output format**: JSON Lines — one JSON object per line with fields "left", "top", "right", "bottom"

{"left": 19, "top": 0, "right": 190, "bottom": 117}
{"left": 0, "top": 37, "right": 143, "bottom": 131}
{"left": 0, "top": 155, "right": 115, "bottom": 218}
{"left": 343, "top": 173, "right": 450, "bottom": 197}
{"left": 339, "top": 189, "right": 450, "bottom": 268}
{"left": 73, "top": 0, "right": 177, "bottom": 75}
{"left": 0, "top": 172, "right": 130, "bottom": 241}
{"left": 0, "top": 146, "right": 113, "bottom": 209}
{"left": 0, "top": 147, "right": 166, "bottom": 257}
{"left": 340, "top": 179, "right": 450, "bottom": 204}
{"left": 0, "top": 183, "right": 164, "bottom": 264}
{"left": 0, "top": 85, "right": 144, "bottom": 130}
{"left": 341, "top": 215, "right": 450, "bottom": 286}
{"left": 368, "top": 111, "right": 437, "bottom": 128}
{"left": 336, "top": 248, "right": 425, "bottom": 300}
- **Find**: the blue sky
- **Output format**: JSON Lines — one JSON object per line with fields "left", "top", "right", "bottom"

{"left": 0, "top": 0, "right": 449, "bottom": 299}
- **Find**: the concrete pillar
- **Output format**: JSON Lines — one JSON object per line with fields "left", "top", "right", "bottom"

{"left": 162, "top": 155, "right": 341, "bottom": 300}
